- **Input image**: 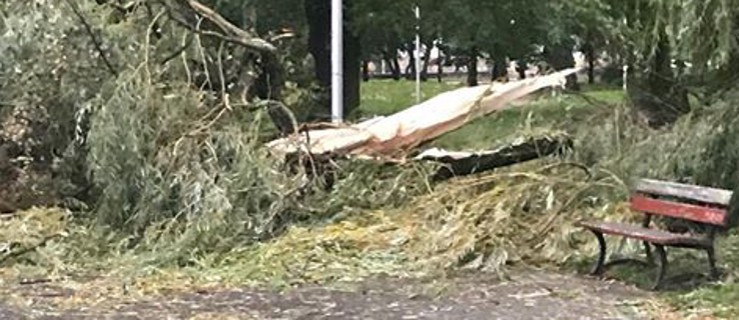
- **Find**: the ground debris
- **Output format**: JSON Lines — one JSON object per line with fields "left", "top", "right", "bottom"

{"left": 0, "top": 269, "right": 652, "bottom": 319}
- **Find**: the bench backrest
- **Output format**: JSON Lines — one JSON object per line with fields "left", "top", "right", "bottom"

{"left": 631, "top": 179, "right": 733, "bottom": 227}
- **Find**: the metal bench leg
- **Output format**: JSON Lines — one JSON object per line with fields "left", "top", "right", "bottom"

{"left": 652, "top": 245, "right": 668, "bottom": 291}
{"left": 589, "top": 230, "right": 607, "bottom": 276}
{"left": 643, "top": 241, "right": 654, "bottom": 266}
{"left": 706, "top": 246, "right": 720, "bottom": 280}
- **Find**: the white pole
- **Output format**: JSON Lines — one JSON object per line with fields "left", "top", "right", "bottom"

{"left": 622, "top": 64, "right": 628, "bottom": 92}
{"left": 331, "top": 0, "right": 343, "bottom": 123}
{"left": 414, "top": 5, "right": 421, "bottom": 104}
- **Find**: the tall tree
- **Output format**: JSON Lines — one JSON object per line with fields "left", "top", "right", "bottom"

{"left": 564, "top": 0, "right": 738, "bottom": 126}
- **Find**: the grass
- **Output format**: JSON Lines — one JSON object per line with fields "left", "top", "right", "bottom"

{"left": 357, "top": 79, "right": 463, "bottom": 117}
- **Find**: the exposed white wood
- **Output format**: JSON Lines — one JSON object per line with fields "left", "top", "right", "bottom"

{"left": 267, "top": 68, "right": 581, "bottom": 158}
{"left": 635, "top": 178, "right": 733, "bottom": 206}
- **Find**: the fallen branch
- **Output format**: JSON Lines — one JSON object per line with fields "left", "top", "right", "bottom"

{"left": 415, "top": 133, "right": 574, "bottom": 181}
{"left": 267, "top": 68, "right": 581, "bottom": 159}
{"left": 163, "top": 0, "right": 276, "bottom": 54}
{"left": 0, "top": 234, "right": 63, "bottom": 266}
{"left": 64, "top": 0, "right": 118, "bottom": 76}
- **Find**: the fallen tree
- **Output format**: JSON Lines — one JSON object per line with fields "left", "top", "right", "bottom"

{"left": 416, "top": 132, "right": 573, "bottom": 181}
{"left": 267, "top": 68, "right": 581, "bottom": 159}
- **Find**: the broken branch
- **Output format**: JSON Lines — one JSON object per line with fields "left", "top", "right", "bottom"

{"left": 164, "top": 0, "right": 276, "bottom": 54}
{"left": 416, "top": 133, "right": 574, "bottom": 181}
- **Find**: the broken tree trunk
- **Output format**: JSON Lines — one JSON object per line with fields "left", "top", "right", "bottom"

{"left": 415, "top": 133, "right": 573, "bottom": 181}
{"left": 266, "top": 68, "right": 581, "bottom": 159}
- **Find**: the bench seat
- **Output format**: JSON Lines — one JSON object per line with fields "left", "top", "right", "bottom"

{"left": 576, "top": 178, "right": 732, "bottom": 290}
{"left": 576, "top": 221, "right": 711, "bottom": 248}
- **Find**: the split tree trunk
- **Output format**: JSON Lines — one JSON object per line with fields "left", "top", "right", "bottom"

{"left": 267, "top": 68, "right": 581, "bottom": 157}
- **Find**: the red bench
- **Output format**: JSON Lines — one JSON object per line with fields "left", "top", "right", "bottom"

{"left": 576, "top": 178, "right": 733, "bottom": 290}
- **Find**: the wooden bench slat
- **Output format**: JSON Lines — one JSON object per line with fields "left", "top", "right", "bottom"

{"left": 576, "top": 221, "right": 711, "bottom": 247}
{"left": 635, "top": 179, "right": 732, "bottom": 207}
{"left": 630, "top": 195, "right": 728, "bottom": 226}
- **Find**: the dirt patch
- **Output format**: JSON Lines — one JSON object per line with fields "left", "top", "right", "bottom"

{"left": 1, "top": 268, "right": 653, "bottom": 319}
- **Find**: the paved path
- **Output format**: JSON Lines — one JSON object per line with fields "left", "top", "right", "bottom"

{"left": 0, "top": 269, "right": 652, "bottom": 320}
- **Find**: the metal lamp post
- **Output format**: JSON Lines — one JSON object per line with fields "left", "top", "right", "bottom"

{"left": 414, "top": 5, "right": 421, "bottom": 104}
{"left": 331, "top": 0, "right": 343, "bottom": 123}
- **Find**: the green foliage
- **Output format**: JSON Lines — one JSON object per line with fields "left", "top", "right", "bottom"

{"left": 0, "top": 0, "right": 118, "bottom": 203}
{"left": 696, "top": 94, "right": 739, "bottom": 189}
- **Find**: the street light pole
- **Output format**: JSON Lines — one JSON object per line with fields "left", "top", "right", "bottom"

{"left": 414, "top": 5, "right": 421, "bottom": 104}
{"left": 331, "top": 0, "right": 343, "bottom": 123}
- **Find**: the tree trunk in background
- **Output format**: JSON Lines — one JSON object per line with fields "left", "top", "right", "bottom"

{"left": 436, "top": 56, "right": 444, "bottom": 82}
{"left": 343, "top": 25, "right": 361, "bottom": 114}
{"left": 253, "top": 53, "right": 285, "bottom": 100}
{"left": 582, "top": 42, "right": 596, "bottom": 84}
{"left": 466, "top": 48, "right": 478, "bottom": 87}
{"left": 543, "top": 43, "right": 579, "bottom": 90}
{"left": 420, "top": 42, "right": 431, "bottom": 82}
{"left": 491, "top": 58, "right": 508, "bottom": 82}
{"left": 305, "top": 0, "right": 330, "bottom": 88}
{"left": 362, "top": 60, "right": 370, "bottom": 82}
{"left": 628, "top": 35, "right": 689, "bottom": 128}
{"left": 516, "top": 60, "right": 526, "bottom": 79}
{"left": 382, "top": 50, "right": 401, "bottom": 80}
{"left": 405, "top": 43, "right": 416, "bottom": 80}
{"left": 305, "top": 0, "right": 360, "bottom": 118}
{"left": 391, "top": 55, "right": 401, "bottom": 80}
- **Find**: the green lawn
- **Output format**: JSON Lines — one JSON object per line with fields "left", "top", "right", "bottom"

{"left": 357, "top": 79, "right": 463, "bottom": 117}
{"left": 359, "top": 79, "right": 625, "bottom": 150}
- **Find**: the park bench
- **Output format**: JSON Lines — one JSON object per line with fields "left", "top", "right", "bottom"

{"left": 576, "top": 178, "right": 733, "bottom": 290}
